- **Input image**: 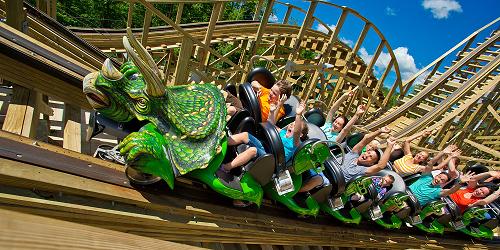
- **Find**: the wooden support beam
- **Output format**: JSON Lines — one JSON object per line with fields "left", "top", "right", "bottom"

{"left": 282, "top": 0, "right": 317, "bottom": 79}
{"left": 487, "top": 105, "right": 500, "bottom": 123}
{"left": 173, "top": 36, "right": 193, "bottom": 84}
{"left": 282, "top": 4, "right": 293, "bottom": 24}
{"left": 141, "top": 10, "right": 153, "bottom": 46}
{"left": 62, "top": 104, "right": 82, "bottom": 153}
{"left": 253, "top": 0, "right": 264, "bottom": 21}
{"left": 2, "top": 87, "right": 41, "bottom": 138}
{"left": 463, "top": 139, "right": 500, "bottom": 159}
{"left": 249, "top": 0, "right": 275, "bottom": 57}
{"left": 175, "top": 3, "right": 184, "bottom": 24}
{"left": 6, "top": 0, "right": 26, "bottom": 31}
{"left": 0, "top": 209, "right": 204, "bottom": 250}
{"left": 196, "top": 2, "right": 223, "bottom": 66}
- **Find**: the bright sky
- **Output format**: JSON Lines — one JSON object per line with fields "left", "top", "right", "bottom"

{"left": 270, "top": 0, "right": 499, "bottom": 88}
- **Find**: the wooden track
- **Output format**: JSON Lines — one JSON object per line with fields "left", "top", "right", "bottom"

{"left": 0, "top": 130, "right": 497, "bottom": 249}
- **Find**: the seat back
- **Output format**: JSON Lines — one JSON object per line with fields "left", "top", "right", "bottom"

{"left": 239, "top": 82, "right": 262, "bottom": 123}
{"left": 246, "top": 67, "right": 276, "bottom": 89}
{"left": 227, "top": 109, "right": 253, "bottom": 133}
{"left": 442, "top": 196, "right": 462, "bottom": 221}
{"left": 304, "top": 108, "right": 326, "bottom": 127}
{"left": 345, "top": 132, "right": 364, "bottom": 150}
{"left": 323, "top": 158, "right": 346, "bottom": 196}
{"left": 224, "top": 83, "right": 237, "bottom": 97}
{"left": 255, "top": 122, "right": 286, "bottom": 173}
{"left": 88, "top": 112, "right": 145, "bottom": 141}
{"left": 307, "top": 123, "right": 327, "bottom": 141}
{"left": 311, "top": 185, "right": 333, "bottom": 203}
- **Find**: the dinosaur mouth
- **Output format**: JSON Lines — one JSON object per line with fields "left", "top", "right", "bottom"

{"left": 83, "top": 72, "right": 110, "bottom": 109}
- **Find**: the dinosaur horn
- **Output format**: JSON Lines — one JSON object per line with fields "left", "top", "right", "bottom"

{"left": 123, "top": 29, "right": 166, "bottom": 97}
{"left": 101, "top": 58, "right": 122, "bottom": 80}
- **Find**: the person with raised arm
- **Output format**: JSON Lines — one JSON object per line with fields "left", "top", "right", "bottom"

{"left": 449, "top": 170, "right": 500, "bottom": 212}
{"left": 337, "top": 127, "right": 395, "bottom": 183}
{"left": 394, "top": 129, "right": 458, "bottom": 177}
{"left": 409, "top": 166, "right": 475, "bottom": 207}
{"left": 252, "top": 79, "right": 292, "bottom": 122}
{"left": 321, "top": 90, "right": 365, "bottom": 143}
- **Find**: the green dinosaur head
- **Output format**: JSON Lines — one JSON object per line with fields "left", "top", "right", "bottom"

{"left": 83, "top": 29, "right": 170, "bottom": 129}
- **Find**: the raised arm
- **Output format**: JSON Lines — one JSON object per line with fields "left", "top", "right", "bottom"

{"left": 441, "top": 171, "right": 474, "bottom": 197}
{"left": 267, "top": 94, "right": 286, "bottom": 125}
{"left": 251, "top": 80, "right": 263, "bottom": 93}
{"left": 352, "top": 126, "right": 391, "bottom": 154}
{"left": 293, "top": 101, "right": 306, "bottom": 147}
{"left": 336, "top": 105, "right": 365, "bottom": 143}
{"left": 325, "top": 90, "right": 353, "bottom": 123}
{"left": 366, "top": 137, "right": 396, "bottom": 175}
{"left": 428, "top": 144, "right": 458, "bottom": 166}
{"left": 470, "top": 189, "right": 500, "bottom": 207}
{"left": 403, "top": 130, "right": 431, "bottom": 155}
{"left": 468, "top": 170, "right": 500, "bottom": 189}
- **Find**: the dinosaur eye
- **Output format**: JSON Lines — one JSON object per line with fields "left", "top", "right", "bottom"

{"left": 134, "top": 97, "right": 150, "bottom": 114}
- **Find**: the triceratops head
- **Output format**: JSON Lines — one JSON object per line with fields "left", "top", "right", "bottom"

{"left": 83, "top": 28, "right": 167, "bottom": 123}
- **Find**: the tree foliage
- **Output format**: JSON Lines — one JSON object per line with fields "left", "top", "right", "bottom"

{"left": 49, "top": 0, "right": 259, "bottom": 29}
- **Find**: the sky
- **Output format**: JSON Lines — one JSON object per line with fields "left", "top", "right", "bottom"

{"left": 268, "top": 0, "right": 499, "bottom": 89}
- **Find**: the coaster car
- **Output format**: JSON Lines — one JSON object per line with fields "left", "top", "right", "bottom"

{"left": 364, "top": 169, "right": 414, "bottom": 229}
{"left": 458, "top": 201, "right": 499, "bottom": 239}
{"left": 87, "top": 110, "right": 273, "bottom": 206}
{"left": 262, "top": 125, "right": 332, "bottom": 216}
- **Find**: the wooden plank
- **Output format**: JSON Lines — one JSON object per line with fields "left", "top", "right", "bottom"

{"left": 5, "top": 0, "right": 25, "bottom": 31}
{"left": 463, "top": 139, "right": 500, "bottom": 159}
{"left": 141, "top": 10, "right": 153, "bottom": 46}
{"left": 173, "top": 36, "right": 193, "bottom": 84}
{"left": 1, "top": 86, "right": 40, "bottom": 138}
{"left": 487, "top": 104, "right": 500, "bottom": 123}
{"left": 175, "top": 3, "right": 184, "bottom": 24}
{"left": 62, "top": 104, "right": 82, "bottom": 152}
{"left": 0, "top": 208, "right": 204, "bottom": 250}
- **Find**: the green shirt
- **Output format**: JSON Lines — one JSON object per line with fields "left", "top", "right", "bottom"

{"left": 409, "top": 173, "right": 442, "bottom": 206}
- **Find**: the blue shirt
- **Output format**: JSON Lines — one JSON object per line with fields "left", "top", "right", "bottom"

{"left": 321, "top": 122, "right": 339, "bottom": 142}
{"left": 280, "top": 129, "right": 297, "bottom": 163}
{"left": 409, "top": 174, "right": 442, "bottom": 206}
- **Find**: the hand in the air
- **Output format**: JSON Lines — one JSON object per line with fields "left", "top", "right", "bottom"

{"left": 296, "top": 101, "right": 306, "bottom": 116}
{"left": 380, "top": 126, "right": 391, "bottom": 134}
{"left": 460, "top": 171, "right": 475, "bottom": 184}
{"left": 443, "top": 144, "right": 458, "bottom": 154}
{"left": 387, "top": 137, "right": 396, "bottom": 146}
{"left": 356, "top": 105, "right": 366, "bottom": 115}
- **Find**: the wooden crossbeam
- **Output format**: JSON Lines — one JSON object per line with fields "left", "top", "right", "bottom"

{"left": 0, "top": 208, "right": 203, "bottom": 250}
{"left": 463, "top": 139, "right": 500, "bottom": 159}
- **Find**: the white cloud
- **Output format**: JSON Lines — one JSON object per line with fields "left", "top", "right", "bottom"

{"left": 413, "top": 70, "right": 431, "bottom": 86}
{"left": 340, "top": 37, "right": 353, "bottom": 47}
{"left": 315, "top": 23, "right": 336, "bottom": 34}
{"left": 422, "top": 0, "right": 462, "bottom": 19}
{"left": 359, "top": 47, "right": 420, "bottom": 82}
{"left": 386, "top": 6, "right": 396, "bottom": 16}
{"left": 268, "top": 13, "right": 279, "bottom": 23}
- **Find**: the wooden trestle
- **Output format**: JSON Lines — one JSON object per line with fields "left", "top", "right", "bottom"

{"left": 0, "top": 0, "right": 498, "bottom": 249}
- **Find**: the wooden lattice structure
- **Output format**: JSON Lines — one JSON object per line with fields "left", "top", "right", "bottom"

{"left": 0, "top": 0, "right": 499, "bottom": 249}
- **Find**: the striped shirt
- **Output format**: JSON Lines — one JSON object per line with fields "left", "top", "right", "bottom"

{"left": 393, "top": 154, "right": 422, "bottom": 177}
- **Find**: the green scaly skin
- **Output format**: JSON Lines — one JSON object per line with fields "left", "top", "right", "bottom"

{"left": 457, "top": 207, "right": 494, "bottom": 239}
{"left": 414, "top": 200, "right": 446, "bottom": 234}
{"left": 83, "top": 61, "right": 263, "bottom": 204}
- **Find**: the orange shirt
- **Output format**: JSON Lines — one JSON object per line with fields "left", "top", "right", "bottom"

{"left": 450, "top": 187, "right": 481, "bottom": 212}
{"left": 259, "top": 87, "right": 285, "bottom": 122}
